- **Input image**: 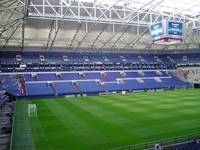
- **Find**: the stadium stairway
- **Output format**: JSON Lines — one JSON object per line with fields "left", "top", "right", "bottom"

{"left": 57, "top": 74, "right": 63, "bottom": 80}
{"left": 122, "top": 82, "right": 130, "bottom": 91}
{"left": 103, "top": 73, "right": 111, "bottom": 82}
{"left": 0, "top": 96, "right": 15, "bottom": 150}
{"left": 159, "top": 79, "right": 166, "bottom": 88}
{"left": 74, "top": 82, "right": 82, "bottom": 93}
{"left": 143, "top": 81, "right": 149, "bottom": 89}
{"left": 96, "top": 81, "right": 106, "bottom": 92}
{"left": 49, "top": 83, "right": 57, "bottom": 96}
{"left": 20, "top": 77, "right": 27, "bottom": 96}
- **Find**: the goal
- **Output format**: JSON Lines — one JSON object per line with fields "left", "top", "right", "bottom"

{"left": 28, "top": 104, "right": 37, "bottom": 117}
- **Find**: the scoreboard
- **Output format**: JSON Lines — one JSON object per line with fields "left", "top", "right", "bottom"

{"left": 149, "top": 20, "right": 184, "bottom": 44}
{"left": 149, "top": 21, "right": 164, "bottom": 41}
{"left": 167, "top": 21, "right": 183, "bottom": 38}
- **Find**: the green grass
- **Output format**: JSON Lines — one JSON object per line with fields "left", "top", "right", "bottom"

{"left": 12, "top": 89, "right": 200, "bottom": 150}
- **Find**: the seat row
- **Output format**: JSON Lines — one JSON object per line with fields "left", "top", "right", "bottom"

{"left": 25, "top": 77, "right": 191, "bottom": 97}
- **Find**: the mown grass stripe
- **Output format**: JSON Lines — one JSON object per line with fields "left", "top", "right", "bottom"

{"left": 12, "top": 89, "right": 200, "bottom": 150}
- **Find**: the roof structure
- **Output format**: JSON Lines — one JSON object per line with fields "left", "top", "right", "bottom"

{"left": 0, "top": 0, "right": 200, "bottom": 51}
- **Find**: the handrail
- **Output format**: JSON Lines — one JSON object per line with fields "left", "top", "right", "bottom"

{"left": 9, "top": 102, "right": 16, "bottom": 150}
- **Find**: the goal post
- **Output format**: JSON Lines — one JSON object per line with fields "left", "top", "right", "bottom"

{"left": 28, "top": 104, "right": 37, "bottom": 117}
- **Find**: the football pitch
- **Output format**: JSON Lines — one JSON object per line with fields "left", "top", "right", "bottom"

{"left": 12, "top": 89, "right": 200, "bottom": 150}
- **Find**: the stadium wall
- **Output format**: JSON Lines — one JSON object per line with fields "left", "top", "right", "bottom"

{"left": 2, "top": 46, "right": 200, "bottom": 54}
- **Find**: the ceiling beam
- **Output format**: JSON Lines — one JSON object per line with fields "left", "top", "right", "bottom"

{"left": 22, "top": 0, "right": 28, "bottom": 51}
{"left": 90, "top": 24, "right": 107, "bottom": 49}
{"left": 124, "top": 28, "right": 148, "bottom": 49}
{"left": 75, "top": 0, "right": 123, "bottom": 49}
{"left": 47, "top": 0, "right": 76, "bottom": 49}
{"left": 100, "top": 25, "right": 128, "bottom": 49}
{"left": 46, "top": 20, "right": 55, "bottom": 48}
{"left": 0, "top": 1, "right": 21, "bottom": 38}
{"left": 0, "top": 21, "right": 21, "bottom": 50}
{"left": 69, "top": 23, "right": 82, "bottom": 48}
{"left": 110, "top": 26, "right": 129, "bottom": 49}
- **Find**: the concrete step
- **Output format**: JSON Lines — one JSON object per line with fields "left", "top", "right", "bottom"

{"left": 0, "top": 137, "right": 9, "bottom": 145}
{"left": 0, "top": 144, "right": 9, "bottom": 150}
{"left": 0, "top": 101, "right": 15, "bottom": 150}
{"left": 0, "top": 134, "right": 10, "bottom": 139}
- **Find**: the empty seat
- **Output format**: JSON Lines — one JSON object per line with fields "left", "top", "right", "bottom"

{"left": 26, "top": 83, "right": 52, "bottom": 96}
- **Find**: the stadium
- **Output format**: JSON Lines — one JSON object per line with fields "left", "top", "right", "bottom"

{"left": 1, "top": 0, "right": 200, "bottom": 149}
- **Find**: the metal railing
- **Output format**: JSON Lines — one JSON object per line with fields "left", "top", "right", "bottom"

{"left": 9, "top": 102, "right": 16, "bottom": 150}
{"left": 110, "top": 131, "right": 200, "bottom": 150}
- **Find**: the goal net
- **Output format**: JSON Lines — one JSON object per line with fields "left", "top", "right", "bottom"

{"left": 28, "top": 104, "right": 37, "bottom": 117}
